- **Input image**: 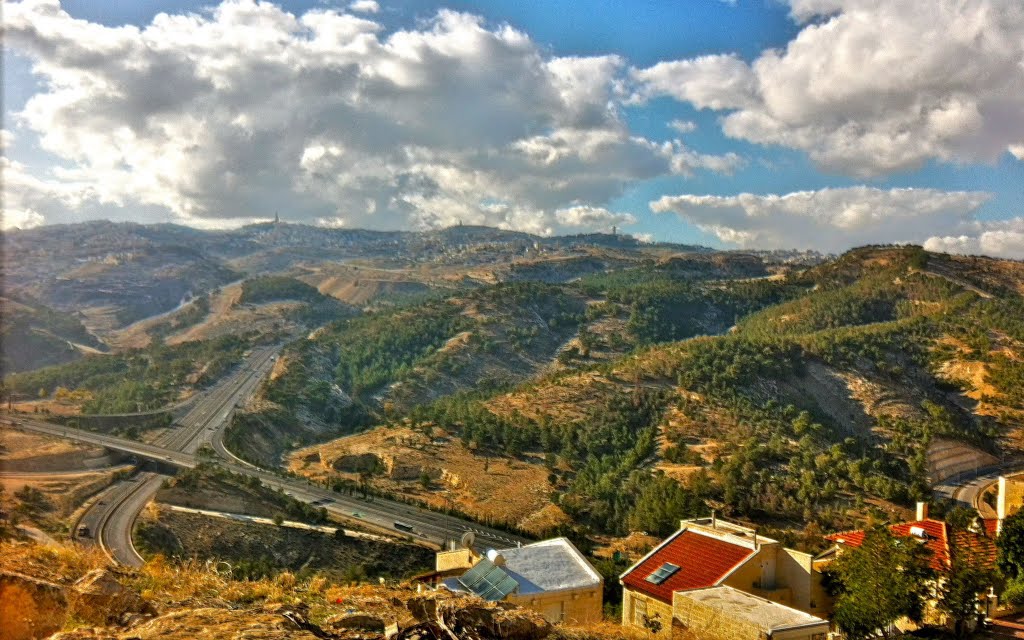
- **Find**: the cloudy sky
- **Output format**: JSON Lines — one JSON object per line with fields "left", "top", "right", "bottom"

{"left": 3, "top": 0, "right": 1024, "bottom": 256}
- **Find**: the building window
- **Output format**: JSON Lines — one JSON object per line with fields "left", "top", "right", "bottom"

{"left": 632, "top": 597, "right": 648, "bottom": 626}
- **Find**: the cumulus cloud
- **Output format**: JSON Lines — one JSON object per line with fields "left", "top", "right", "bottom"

{"left": 635, "top": 0, "right": 1024, "bottom": 177}
{"left": 1, "top": 158, "right": 101, "bottom": 230}
{"left": 925, "top": 218, "right": 1024, "bottom": 260}
{"left": 348, "top": 0, "right": 379, "bottom": 14}
{"left": 554, "top": 205, "right": 635, "bottom": 231}
{"left": 650, "top": 186, "right": 991, "bottom": 252}
{"left": 631, "top": 54, "right": 756, "bottom": 111}
{"left": 3, "top": 0, "right": 737, "bottom": 233}
{"left": 668, "top": 120, "right": 697, "bottom": 134}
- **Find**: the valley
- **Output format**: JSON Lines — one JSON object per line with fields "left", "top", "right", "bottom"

{"left": 3, "top": 222, "right": 1024, "bottom": 639}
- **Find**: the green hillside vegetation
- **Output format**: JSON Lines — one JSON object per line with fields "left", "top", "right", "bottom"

{"left": 244, "top": 245, "right": 1023, "bottom": 541}
{"left": 238, "top": 275, "right": 353, "bottom": 326}
{"left": 267, "top": 282, "right": 584, "bottom": 415}
{"left": 577, "top": 267, "right": 804, "bottom": 345}
{"left": 240, "top": 276, "right": 325, "bottom": 304}
{"left": 404, "top": 247, "right": 1018, "bottom": 537}
{"left": 0, "top": 295, "right": 103, "bottom": 373}
{"left": 3, "top": 334, "right": 255, "bottom": 413}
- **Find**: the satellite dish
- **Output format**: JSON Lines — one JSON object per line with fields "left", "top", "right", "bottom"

{"left": 461, "top": 531, "right": 476, "bottom": 549}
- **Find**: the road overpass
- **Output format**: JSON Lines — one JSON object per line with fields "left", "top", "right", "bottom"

{"left": 3, "top": 391, "right": 528, "bottom": 557}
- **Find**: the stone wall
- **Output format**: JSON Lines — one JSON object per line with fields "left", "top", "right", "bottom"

{"left": 672, "top": 594, "right": 763, "bottom": 640}
{"left": 621, "top": 588, "right": 674, "bottom": 638}
{"left": 507, "top": 586, "right": 603, "bottom": 625}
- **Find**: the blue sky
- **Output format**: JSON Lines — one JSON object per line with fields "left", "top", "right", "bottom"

{"left": 4, "top": 0, "right": 1024, "bottom": 256}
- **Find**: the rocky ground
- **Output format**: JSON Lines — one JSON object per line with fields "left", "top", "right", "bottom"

{"left": 0, "top": 538, "right": 632, "bottom": 640}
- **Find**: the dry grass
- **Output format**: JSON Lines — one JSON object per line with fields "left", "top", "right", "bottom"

{"left": 0, "top": 431, "right": 97, "bottom": 463}
{"left": 485, "top": 371, "right": 618, "bottom": 424}
{"left": 288, "top": 425, "right": 560, "bottom": 534}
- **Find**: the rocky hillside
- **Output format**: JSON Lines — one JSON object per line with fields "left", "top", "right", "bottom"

{"left": 0, "top": 295, "right": 105, "bottom": 373}
{"left": 273, "top": 246, "right": 1024, "bottom": 542}
{"left": 0, "top": 538, "right": 622, "bottom": 640}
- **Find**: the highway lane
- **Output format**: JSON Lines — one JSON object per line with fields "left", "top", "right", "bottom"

{"left": 934, "top": 459, "right": 1024, "bottom": 518}
{"left": 70, "top": 346, "right": 281, "bottom": 565}
{"left": 4, "top": 414, "right": 530, "bottom": 551}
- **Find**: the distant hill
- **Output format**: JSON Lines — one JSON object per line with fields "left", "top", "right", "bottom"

{"left": 270, "top": 245, "right": 1024, "bottom": 540}
{"left": 0, "top": 294, "right": 105, "bottom": 374}
{"left": 1, "top": 221, "right": 714, "bottom": 341}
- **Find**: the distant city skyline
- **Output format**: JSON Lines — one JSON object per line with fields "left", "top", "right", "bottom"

{"left": 3, "top": 0, "right": 1023, "bottom": 257}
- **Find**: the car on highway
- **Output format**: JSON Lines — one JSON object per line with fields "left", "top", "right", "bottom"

{"left": 77, "top": 525, "right": 90, "bottom": 537}
{"left": 352, "top": 512, "right": 361, "bottom": 518}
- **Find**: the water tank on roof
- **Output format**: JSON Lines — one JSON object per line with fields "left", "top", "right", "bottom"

{"left": 486, "top": 549, "right": 506, "bottom": 566}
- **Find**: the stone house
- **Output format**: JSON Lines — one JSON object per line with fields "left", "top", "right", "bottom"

{"left": 619, "top": 516, "right": 831, "bottom": 638}
{"left": 437, "top": 537, "right": 604, "bottom": 624}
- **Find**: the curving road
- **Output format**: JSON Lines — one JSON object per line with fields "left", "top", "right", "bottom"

{"left": 3, "top": 351, "right": 528, "bottom": 561}
{"left": 934, "top": 460, "right": 1024, "bottom": 518}
{"left": 71, "top": 346, "right": 281, "bottom": 565}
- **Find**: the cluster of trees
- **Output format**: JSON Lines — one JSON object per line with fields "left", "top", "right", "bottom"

{"left": 148, "top": 293, "right": 211, "bottom": 339}
{"left": 239, "top": 276, "right": 326, "bottom": 304}
{"left": 576, "top": 267, "right": 803, "bottom": 346}
{"left": 408, "top": 388, "right": 705, "bottom": 536}
{"left": 268, "top": 282, "right": 583, "bottom": 417}
{"left": 4, "top": 333, "right": 252, "bottom": 413}
{"left": 828, "top": 507, "right": 998, "bottom": 639}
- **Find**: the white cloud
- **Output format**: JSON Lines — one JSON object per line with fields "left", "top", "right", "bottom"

{"left": 651, "top": 186, "right": 991, "bottom": 252}
{"left": 668, "top": 120, "right": 697, "bottom": 134}
{"left": 631, "top": 54, "right": 756, "bottom": 111}
{"left": 634, "top": 0, "right": 1024, "bottom": 177}
{"left": 554, "top": 205, "right": 635, "bottom": 230}
{"left": 925, "top": 218, "right": 1024, "bottom": 260}
{"left": 348, "top": 0, "right": 379, "bottom": 14}
{"left": 1, "top": 157, "right": 101, "bottom": 230}
{"left": 3, "top": 0, "right": 737, "bottom": 234}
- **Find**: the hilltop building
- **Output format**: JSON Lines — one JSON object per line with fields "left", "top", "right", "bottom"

{"left": 435, "top": 537, "right": 603, "bottom": 624}
{"left": 619, "top": 516, "right": 831, "bottom": 639}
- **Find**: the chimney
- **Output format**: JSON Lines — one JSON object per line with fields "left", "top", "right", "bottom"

{"left": 916, "top": 501, "right": 929, "bottom": 521}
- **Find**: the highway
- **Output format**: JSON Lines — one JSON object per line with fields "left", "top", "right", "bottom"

{"left": 71, "top": 346, "right": 281, "bottom": 565}
{"left": 934, "top": 459, "right": 1024, "bottom": 518}
{"left": 3, "top": 351, "right": 528, "bottom": 561}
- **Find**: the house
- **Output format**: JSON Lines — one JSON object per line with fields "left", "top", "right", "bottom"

{"left": 619, "top": 516, "right": 831, "bottom": 638}
{"left": 673, "top": 586, "right": 830, "bottom": 640}
{"left": 437, "top": 537, "right": 604, "bottom": 624}
{"left": 824, "top": 502, "right": 997, "bottom": 574}
{"left": 823, "top": 502, "right": 999, "bottom": 629}
{"left": 996, "top": 472, "right": 1024, "bottom": 532}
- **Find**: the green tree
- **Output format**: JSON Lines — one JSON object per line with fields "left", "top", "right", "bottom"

{"left": 826, "top": 526, "right": 934, "bottom": 639}
{"left": 998, "top": 509, "right": 1024, "bottom": 580}
{"left": 939, "top": 537, "right": 994, "bottom": 638}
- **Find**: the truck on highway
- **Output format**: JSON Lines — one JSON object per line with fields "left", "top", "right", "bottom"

{"left": 393, "top": 521, "right": 414, "bottom": 532}
{"left": 77, "top": 525, "right": 90, "bottom": 537}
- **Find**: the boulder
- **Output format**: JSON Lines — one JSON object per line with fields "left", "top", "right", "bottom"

{"left": 0, "top": 571, "right": 68, "bottom": 640}
{"left": 69, "top": 568, "right": 150, "bottom": 625}
{"left": 327, "top": 613, "right": 387, "bottom": 633}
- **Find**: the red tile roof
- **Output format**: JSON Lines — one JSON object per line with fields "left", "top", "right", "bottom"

{"left": 984, "top": 518, "right": 999, "bottom": 538}
{"left": 827, "top": 519, "right": 950, "bottom": 571}
{"left": 953, "top": 520, "right": 998, "bottom": 570}
{"left": 621, "top": 529, "right": 755, "bottom": 603}
{"left": 828, "top": 518, "right": 1000, "bottom": 572}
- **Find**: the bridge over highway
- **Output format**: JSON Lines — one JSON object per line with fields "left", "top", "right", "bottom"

{"left": 3, "top": 390, "right": 528, "bottom": 562}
